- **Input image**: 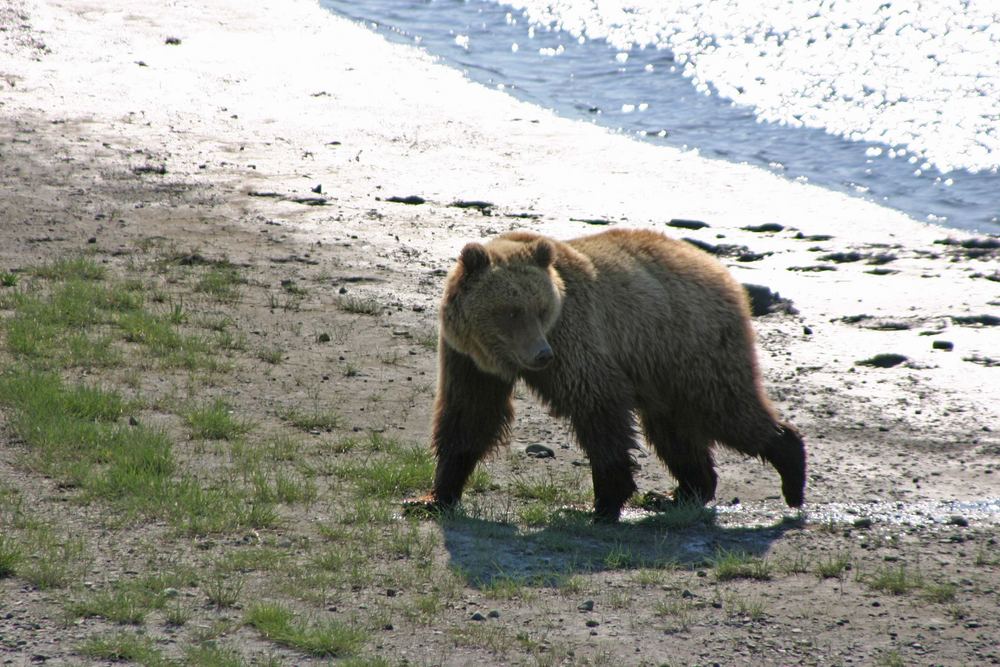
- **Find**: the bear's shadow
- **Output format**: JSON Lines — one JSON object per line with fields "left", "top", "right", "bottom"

{"left": 437, "top": 507, "right": 802, "bottom": 589}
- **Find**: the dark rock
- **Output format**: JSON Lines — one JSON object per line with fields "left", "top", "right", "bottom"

{"left": 963, "top": 355, "right": 999, "bottom": 367}
{"left": 165, "top": 36, "right": 181, "bottom": 45}
{"left": 867, "top": 253, "right": 897, "bottom": 265}
{"left": 742, "top": 223, "right": 784, "bottom": 233}
{"left": 311, "top": 184, "right": 323, "bottom": 194}
{"left": 683, "top": 237, "right": 718, "bottom": 254}
{"left": 853, "top": 517, "right": 874, "bottom": 529}
{"left": 317, "top": 333, "right": 331, "bottom": 343}
{"left": 578, "top": 600, "right": 595, "bottom": 612}
{"left": 570, "top": 217, "right": 612, "bottom": 226}
{"left": 803, "top": 326, "right": 813, "bottom": 335}
{"left": 288, "top": 196, "right": 327, "bottom": 206}
{"left": 736, "top": 251, "right": 768, "bottom": 262}
{"left": 471, "top": 612, "right": 486, "bottom": 622}
{"left": 856, "top": 354, "right": 907, "bottom": 368}
{"left": 668, "top": 218, "right": 709, "bottom": 230}
{"left": 793, "top": 232, "right": 834, "bottom": 241}
{"left": 585, "top": 619, "right": 600, "bottom": 628}
{"left": 952, "top": 314, "right": 1000, "bottom": 327}
{"left": 820, "top": 251, "right": 864, "bottom": 263}
{"left": 788, "top": 265, "right": 836, "bottom": 272}
{"left": 865, "top": 268, "right": 898, "bottom": 275}
{"left": 488, "top": 610, "right": 500, "bottom": 618}
{"left": 525, "top": 444, "right": 555, "bottom": 459}
{"left": 743, "top": 283, "right": 798, "bottom": 317}
{"left": 451, "top": 200, "right": 494, "bottom": 214}
{"left": 87, "top": 236, "right": 97, "bottom": 244}
{"left": 932, "top": 340, "right": 953, "bottom": 351}
{"left": 386, "top": 195, "right": 426, "bottom": 205}
{"left": 947, "top": 515, "right": 969, "bottom": 527}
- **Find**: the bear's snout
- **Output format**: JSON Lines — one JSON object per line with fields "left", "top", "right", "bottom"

{"left": 532, "top": 344, "right": 554, "bottom": 369}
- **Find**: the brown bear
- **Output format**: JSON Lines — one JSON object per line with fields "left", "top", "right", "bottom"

{"left": 417, "top": 228, "right": 805, "bottom": 522}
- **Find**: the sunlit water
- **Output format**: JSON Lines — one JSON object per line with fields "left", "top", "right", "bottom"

{"left": 322, "top": 0, "right": 1000, "bottom": 233}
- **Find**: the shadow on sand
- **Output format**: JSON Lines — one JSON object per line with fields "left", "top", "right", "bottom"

{"left": 434, "top": 504, "right": 804, "bottom": 589}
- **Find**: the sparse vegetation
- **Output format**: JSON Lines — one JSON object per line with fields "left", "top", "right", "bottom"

{"left": 0, "top": 240, "right": 994, "bottom": 666}
{"left": 711, "top": 549, "right": 772, "bottom": 581}
{"left": 245, "top": 602, "right": 367, "bottom": 657}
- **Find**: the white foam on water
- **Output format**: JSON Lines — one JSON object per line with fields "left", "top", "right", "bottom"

{"left": 496, "top": 0, "right": 1000, "bottom": 174}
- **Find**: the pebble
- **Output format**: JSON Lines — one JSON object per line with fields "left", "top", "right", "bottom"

{"left": 932, "top": 340, "right": 954, "bottom": 351}
{"left": 470, "top": 612, "right": 486, "bottom": 622}
{"left": 578, "top": 600, "right": 594, "bottom": 612}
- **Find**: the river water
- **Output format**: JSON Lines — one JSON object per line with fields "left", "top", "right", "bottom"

{"left": 322, "top": 0, "right": 1000, "bottom": 234}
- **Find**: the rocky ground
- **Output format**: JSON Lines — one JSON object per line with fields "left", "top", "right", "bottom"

{"left": 1, "top": 0, "right": 998, "bottom": 665}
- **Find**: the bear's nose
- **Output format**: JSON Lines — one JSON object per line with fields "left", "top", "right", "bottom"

{"left": 534, "top": 346, "right": 554, "bottom": 367}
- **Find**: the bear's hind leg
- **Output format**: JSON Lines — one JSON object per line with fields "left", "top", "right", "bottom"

{"left": 571, "top": 406, "right": 639, "bottom": 522}
{"left": 640, "top": 412, "right": 718, "bottom": 505}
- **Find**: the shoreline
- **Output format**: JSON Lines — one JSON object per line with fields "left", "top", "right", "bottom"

{"left": 3, "top": 0, "right": 996, "bottom": 414}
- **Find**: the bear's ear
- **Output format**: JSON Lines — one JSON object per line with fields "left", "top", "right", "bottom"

{"left": 459, "top": 243, "right": 490, "bottom": 276}
{"left": 532, "top": 240, "right": 554, "bottom": 268}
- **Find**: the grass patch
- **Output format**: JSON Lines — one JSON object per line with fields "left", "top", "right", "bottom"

{"left": 711, "top": 549, "right": 772, "bottom": 581}
{"left": 816, "top": 551, "right": 852, "bottom": 579}
{"left": 338, "top": 295, "right": 381, "bottom": 315}
{"left": 867, "top": 565, "right": 923, "bottom": 595}
{"left": 0, "top": 534, "right": 23, "bottom": 578}
{"left": 31, "top": 256, "right": 107, "bottom": 281}
{"left": 185, "top": 398, "right": 252, "bottom": 440}
{"left": 16, "top": 526, "right": 89, "bottom": 590}
{"left": 78, "top": 631, "right": 168, "bottom": 665}
{"left": 336, "top": 441, "right": 435, "bottom": 499}
{"left": 245, "top": 602, "right": 367, "bottom": 657}
{"left": 195, "top": 263, "right": 244, "bottom": 302}
{"left": 0, "top": 271, "right": 18, "bottom": 287}
{"left": 257, "top": 345, "right": 285, "bottom": 365}
{"left": 280, "top": 406, "right": 341, "bottom": 431}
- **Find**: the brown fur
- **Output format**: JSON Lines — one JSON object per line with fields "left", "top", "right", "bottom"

{"left": 422, "top": 228, "right": 806, "bottom": 521}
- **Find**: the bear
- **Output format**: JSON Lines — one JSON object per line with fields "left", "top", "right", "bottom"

{"left": 414, "top": 228, "right": 806, "bottom": 522}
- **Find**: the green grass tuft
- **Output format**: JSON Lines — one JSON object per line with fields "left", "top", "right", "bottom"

{"left": 245, "top": 602, "right": 367, "bottom": 657}
{"left": 185, "top": 398, "right": 252, "bottom": 440}
{"left": 31, "top": 257, "right": 107, "bottom": 281}
{"left": 711, "top": 549, "right": 772, "bottom": 581}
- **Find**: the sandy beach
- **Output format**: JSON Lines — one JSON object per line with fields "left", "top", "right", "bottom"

{"left": 2, "top": 0, "right": 999, "bottom": 664}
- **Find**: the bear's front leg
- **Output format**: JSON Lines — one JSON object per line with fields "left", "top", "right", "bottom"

{"left": 571, "top": 404, "right": 640, "bottom": 522}
{"left": 424, "top": 343, "right": 514, "bottom": 509}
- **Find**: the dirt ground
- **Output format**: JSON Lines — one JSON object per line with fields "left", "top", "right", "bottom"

{"left": 2, "top": 0, "right": 999, "bottom": 665}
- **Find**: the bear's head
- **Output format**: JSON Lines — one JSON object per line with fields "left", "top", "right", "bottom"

{"left": 441, "top": 237, "right": 564, "bottom": 381}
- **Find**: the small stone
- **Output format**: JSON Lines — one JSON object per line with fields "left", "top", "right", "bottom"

{"left": 339, "top": 286, "right": 348, "bottom": 294}
{"left": 947, "top": 515, "right": 968, "bottom": 527}
{"left": 856, "top": 353, "right": 907, "bottom": 368}
{"left": 471, "top": 612, "right": 486, "bottom": 622}
{"left": 525, "top": 443, "right": 555, "bottom": 459}
{"left": 577, "top": 600, "right": 594, "bottom": 612}
{"left": 932, "top": 340, "right": 954, "bottom": 351}
{"left": 803, "top": 326, "right": 813, "bottom": 335}
{"left": 383, "top": 623, "right": 393, "bottom": 631}
{"left": 128, "top": 416, "right": 139, "bottom": 426}
{"left": 488, "top": 610, "right": 500, "bottom": 618}
{"left": 386, "top": 588, "right": 397, "bottom": 597}
{"left": 87, "top": 236, "right": 97, "bottom": 244}
{"left": 317, "top": 332, "right": 331, "bottom": 343}
{"left": 681, "top": 589, "right": 695, "bottom": 599}
{"left": 853, "top": 518, "right": 873, "bottom": 529}
{"left": 585, "top": 619, "right": 600, "bottom": 628}
{"left": 162, "top": 588, "right": 180, "bottom": 598}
